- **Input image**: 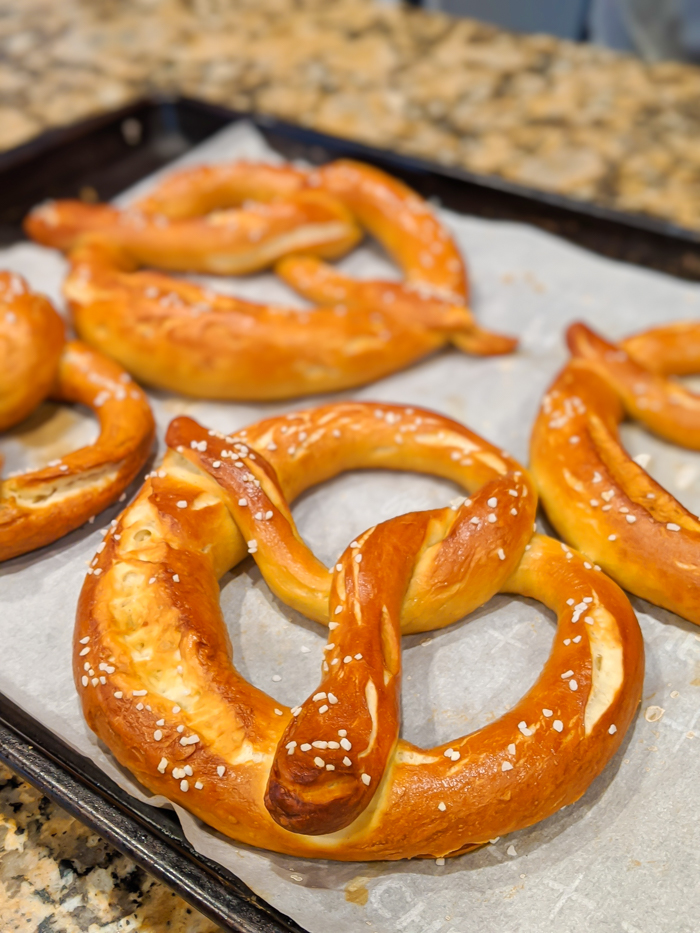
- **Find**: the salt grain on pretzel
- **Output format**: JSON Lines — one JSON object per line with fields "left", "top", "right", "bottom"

{"left": 75, "top": 402, "right": 642, "bottom": 859}
{"left": 25, "top": 160, "right": 515, "bottom": 400}
{"left": 531, "top": 320, "right": 700, "bottom": 624}
{"left": 0, "top": 274, "right": 154, "bottom": 561}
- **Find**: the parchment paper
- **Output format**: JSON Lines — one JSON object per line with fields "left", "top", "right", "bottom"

{"left": 2, "top": 122, "right": 700, "bottom": 933}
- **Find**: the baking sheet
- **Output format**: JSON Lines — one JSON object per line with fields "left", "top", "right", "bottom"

{"left": 2, "top": 121, "right": 700, "bottom": 933}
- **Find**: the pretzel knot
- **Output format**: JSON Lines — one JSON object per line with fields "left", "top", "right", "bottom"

{"left": 26, "top": 160, "right": 516, "bottom": 400}
{"left": 76, "top": 402, "right": 642, "bottom": 859}
{"left": 531, "top": 321, "right": 700, "bottom": 625}
{"left": 0, "top": 273, "right": 154, "bottom": 562}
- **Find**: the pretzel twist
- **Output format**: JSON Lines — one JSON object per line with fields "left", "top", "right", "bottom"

{"left": 25, "top": 160, "right": 516, "bottom": 400}
{"left": 531, "top": 321, "right": 700, "bottom": 624}
{"left": 75, "top": 402, "right": 642, "bottom": 859}
{"left": 0, "top": 274, "right": 155, "bottom": 562}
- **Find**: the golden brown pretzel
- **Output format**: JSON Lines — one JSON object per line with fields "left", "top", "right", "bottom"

{"left": 531, "top": 320, "right": 700, "bottom": 624}
{"left": 75, "top": 402, "right": 643, "bottom": 859}
{"left": 0, "top": 272, "right": 64, "bottom": 431}
{"left": 0, "top": 276, "right": 155, "bottom": 562}
{"left": 25, "top": 160, "right": 515, "bottom": 400}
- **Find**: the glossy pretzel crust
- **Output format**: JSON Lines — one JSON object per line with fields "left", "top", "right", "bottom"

{"left": 26, "top": 160, "right": 516, "bottom": 400}
{"left": 0, "top": 272, "right": 64, "bottom": 431}
{"left": 0, "top": 278, "right": 155, "bottom": 562}
{"left": 25, "top": 163, "right": 360, "bottom": 275}
{"left": 531, "top": 321, "right": 700, "bottom": 624}
{"left": 75, "top": 402, "right": 643, "bottom": 859}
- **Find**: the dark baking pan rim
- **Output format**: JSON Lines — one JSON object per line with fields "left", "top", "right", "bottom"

{"left": 0, "top": 94, "right": 698, "bottom": 933}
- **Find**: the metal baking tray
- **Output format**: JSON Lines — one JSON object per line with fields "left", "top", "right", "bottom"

{"left": 1, "top": 96, "right": 699, "bottom": 932}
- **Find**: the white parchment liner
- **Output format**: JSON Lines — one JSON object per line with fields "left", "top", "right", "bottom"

{"left": 1, "top": 123, "right": 700, "bottom": 933}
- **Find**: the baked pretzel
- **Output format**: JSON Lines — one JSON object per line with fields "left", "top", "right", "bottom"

{"left": 531, "top": 321, "right": 700, "bottom": 624}
{"left": 25, "top": 160, "right": 516, "bottom": 400}
{"left": 0, "top": 275, "right": 155, "bottom": 562}
{"left": 75, "top": 402, "right": 643, "bottom": 859}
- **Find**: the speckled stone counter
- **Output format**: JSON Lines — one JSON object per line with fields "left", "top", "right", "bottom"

{"left": 0, "top": 763, "right": 221, "bottom": 932}
{"left": 1, "top": 0, "right": 700, "bottom": 230}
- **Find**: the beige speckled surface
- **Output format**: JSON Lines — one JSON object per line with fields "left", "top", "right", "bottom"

{"left": 0, "top": 763, "right": 221, "bottom": 932}
{"left": 1, "top": 0, "right": 700, "bottom": 229}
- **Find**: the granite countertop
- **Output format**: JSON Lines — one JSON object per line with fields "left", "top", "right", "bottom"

{"left": 1, "top": 2, "right": 700, "bottom": 930}
{"left": 0, "top": 763, "right": 221, "bottom": 932}
{"left": 0, "top": 0, "right": 700, "bottom": 230}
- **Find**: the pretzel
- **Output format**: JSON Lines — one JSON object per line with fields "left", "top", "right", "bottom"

{"left": 25, "top": 160, "right": 516, "bottom": 400}
{"left": 75, "top": 402, "right": 643, "bottom": 859}
{"left": 531, "top": 320, "right": 700, "bottom": 624}
{"left": 0, "top": 274, "right": 155, "bottom": 562}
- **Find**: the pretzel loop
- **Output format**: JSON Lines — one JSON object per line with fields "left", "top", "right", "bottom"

{"left": 0, "top": 272, "right": 64, "bottom": 431}
{"left": 76, "top": 402, "right": 643, "bottom": 858}
{"left": 531, "top": 320, "right": 700, "bottom": 624}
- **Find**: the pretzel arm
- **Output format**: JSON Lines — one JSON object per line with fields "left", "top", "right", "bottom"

{"left": 586, "top": 412, "right": 700, "bottom": 531}
{"left": 278, "top": 255, "right": 517, "bottom": 356}
{"left": 75, "top": 403, "right": 643, "bottom": 859}
{"left": 65, "top": 243, "right": 453, "bottom": 400}
{"left": 165, "top": 417, "right": 330, "bottom": 621}
{"left": 532, "top": 321, "right": 700, "bottom": 624}
{"left": 275, "top": 254, "right": 352, "bottom": 305}
{"left": 373, "top": 537, "right": 641, "bottom": 861}
{"left": 313, "top": 160, "right": 469, "bottom": 301}
{"left": 450, "top": 326, "right": 519, "bottom": 357}
{"left": 0, "top": 272, "right": 65, "bottom": 430}
{"left": 27, "top": 192, "right": 361, "bottom": 276}
{"left": 568, "top": 322, "right": 700, "bottom": 448}
{"left": 401, "top": 474, "right": 536, "bottom": 631}
{"left": 25, "top": 202, "right": 125, "bottom": 253}
{"left": 621, "top": 320, "right": 700, "bottom": 375}
{"left": 309, "top": 162, "right": 517, "bottom": 352}
{"left": 76, "top": 489, "right": 642, "bottom": 860}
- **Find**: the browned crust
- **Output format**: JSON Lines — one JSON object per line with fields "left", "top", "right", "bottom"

{"left": 531, "top": 320, "right": 700, "bottom": 624}
{"left": 0, "top": 272, "right": 64, "bottom": 431}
